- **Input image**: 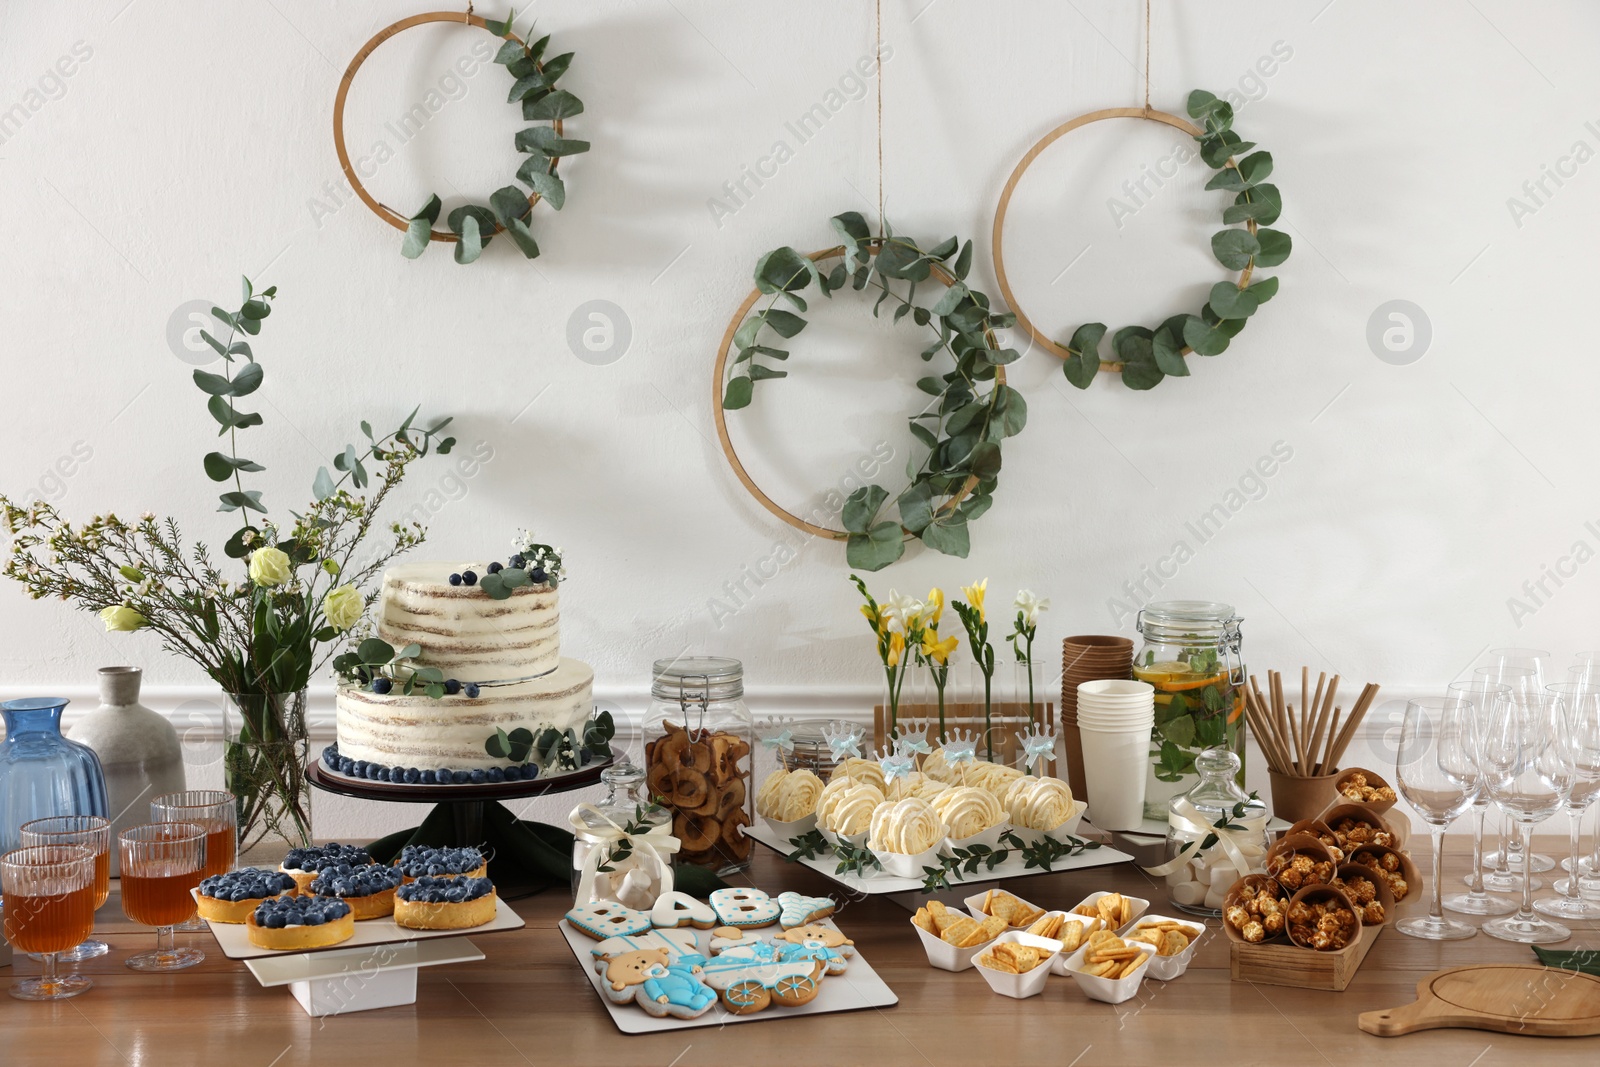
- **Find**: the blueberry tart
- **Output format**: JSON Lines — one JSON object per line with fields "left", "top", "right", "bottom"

{"left": 393, "top": 875, "right": 497, "bottom": 930}
{"left": 246, "top": 894, "right": 355, "bottom": 950}
{"left": 279, "top": 843, "right": 374, "bottom": 894}
{"left": 308, "top": 863, "right": 405, "bottom": 920}
{"left": 392, "top": 845, "right": 488, "bottom": 884}
{"left": 196, "top": 868, "right": 297, "bottom": 924}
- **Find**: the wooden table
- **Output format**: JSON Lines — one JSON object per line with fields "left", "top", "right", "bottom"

{"left": 9, "top": 837, "right": 1600, "bottom": 1066}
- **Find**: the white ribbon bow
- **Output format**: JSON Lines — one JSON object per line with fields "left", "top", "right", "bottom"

{"left": 569, "top": 802, "right": 681, "bottom": 906}
{"left": 1138, "top": 797, "right": 1268, "bottom": 879}
{"left": 1017, "top": 729, "right": 1056, "bottom": 774}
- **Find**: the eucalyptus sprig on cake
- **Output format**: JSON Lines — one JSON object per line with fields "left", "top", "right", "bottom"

{"left": 0, "top": 277, "right": 456, "bottom": 850}
{"left": 1059, "top": 89, "right": 1292, "bottom": 390}
{"left": 721, "top": 211, "right": 1026, "bottom": 570}
{"left": 401, "top": 8, "right": 589, "bottom": 264}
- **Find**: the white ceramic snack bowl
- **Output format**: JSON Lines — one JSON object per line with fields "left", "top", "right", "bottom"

{"left": 871, "top": 842, "right": 944, "bottom": 880}
{"left": 963, "top": 887, "right": 1047, "bottom": 930}
{"left": 1028, "top": 914, "right": 1110, "bottom": 974}
{"left": 912, "top": 913, "right": 993, "bottom": 971}
{"left": 1062, "top": 941, "right": 1151, "bottom": 1004}
{"left": 762, "top": 812, "right": 818, "bottom": 841}
{"left": 1008, "top": 799, "right": 1090, "bottom": 846}
{"left": 972, "top": 931, "right": 1058, "bottom": 998}
{"left": 1070, "top": 890, "right": 1151, "bottom": 933}
{"left": 944, "top": 821, "right": 1011, "bottom": 854}
{"left": 1123, "top": 913, "right": 1206, "bottom": 982}
{"left": 821, "top": 826, "right": 869, "bottom": 851}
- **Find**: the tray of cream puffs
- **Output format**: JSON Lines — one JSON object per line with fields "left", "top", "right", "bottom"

{"left": 194, "top": 843, "right": 524, "bottom": 959}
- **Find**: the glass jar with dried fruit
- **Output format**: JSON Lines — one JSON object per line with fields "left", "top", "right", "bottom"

{"left": 644, "top": 656, "right": 754, "bottom": 875}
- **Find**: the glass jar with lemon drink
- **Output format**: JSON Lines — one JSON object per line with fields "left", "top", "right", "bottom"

{"left": 1134, "top": 601, "right": 1245, "bottom": 821}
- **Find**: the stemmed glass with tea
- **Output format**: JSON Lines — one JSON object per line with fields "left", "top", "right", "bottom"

{"left": 1480, "top": 691, "right": 1575, "bottom": 944}
{"left": 18, "top": 815, "right": 111, "bottom": 961}
{"left": 151, "top": 790, "right": 236, "bottom": 932}
{"left": 1394, "top": 696, "right": 1480, "bottom": 940}
{"left": 119, "top": 822, "right": 207, "bottom": 971}
{"left": 0, "top": 844, "right": 98, "bottom": 1000}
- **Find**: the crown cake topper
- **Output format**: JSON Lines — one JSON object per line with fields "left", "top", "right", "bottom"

{"left": 876, "top": 742, "right": 916, "bottom": 783}
{"left": 940, "top": 728, "right": 980, "bottom": 766}
{"left": 1016, "top": 723, "right": 1057, "bottom": 774}
{"left": 892, "top": 724, "right": 931, "bottom": 756}
{"left": 757, "top": 716, "right": 795, "bottom": 753}
{"left": 823, "top": 719, "right": 864, "bottom": 763}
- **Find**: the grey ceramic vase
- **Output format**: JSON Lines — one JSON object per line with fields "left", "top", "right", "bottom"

{"left": 67, "top": 667, "right": 186, "bottom": 875}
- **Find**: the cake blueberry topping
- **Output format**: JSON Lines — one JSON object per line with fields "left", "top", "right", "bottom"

{"left": 199, "top": 868, "right": 296, "bottom": 902}
{"left": 395, "top": 845, "right": 486, "bottom": 879}
{"left": 252, "top": 895, "right": 352, "bottom": 928}
{"left": 396, "top": 875, "right": 495, "bottom": 904}
{"left": 309, "top": 863, "right": 404, "bottom": 898}
{"left": 281, "top": 843, "right": 372, "bottom": 873}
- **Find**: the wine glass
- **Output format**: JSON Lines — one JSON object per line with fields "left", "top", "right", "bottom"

{"left": 1475, "top": 665, "right": 1551, "bottom": 881}
{"left": 1442, "top": 680, "right": 1516, "bottom": 916}
{"left": 1, "top": 844, "right": 97, "bottom": 1000}
{"left": 1395, "top": 697, "right": 1480, "bottom": 940}
{"left": 151, "top": 790, "right": 235, "bottom": 932}
{"left": 1536, "top": 682, "right": 1600, "bottom": 918}
{"left": 18, "top": 815, "right": 111, "bottom": 961}
{"left": 119, "top": 823, "right": 207, "bottom": 971}
{"left": 1481, "top": 692, "right": 1574, "bottom": 943}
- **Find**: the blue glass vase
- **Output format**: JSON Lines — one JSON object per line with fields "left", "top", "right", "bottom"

{"left": 1, "top": 698, "right": 110, "bottom": 855}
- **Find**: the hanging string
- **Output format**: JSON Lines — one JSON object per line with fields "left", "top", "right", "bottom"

{"left": 875, "top": 0, "right": 885, "bottom": 236}
{"left": 1143, "top": 0, "right": 1151, "bottom": 110}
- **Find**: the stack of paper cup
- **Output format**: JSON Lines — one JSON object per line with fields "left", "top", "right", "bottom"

{"left": 1076, "top": 679, "right": 1154, "bottom": 831}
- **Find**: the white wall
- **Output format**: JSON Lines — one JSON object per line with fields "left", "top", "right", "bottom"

{"left": 3, "top": 1, "right": 1598, "bottom": 835}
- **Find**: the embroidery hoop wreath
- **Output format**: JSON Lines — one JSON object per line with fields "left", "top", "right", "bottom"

{"left": 332, "top": 7, "right": 589, "bottom": 265}
{"left": 991, "top": 91, "right": 1291, "bottom": 389}
{"left": 714, "top": 212, "right": 1026, "bottom": 572}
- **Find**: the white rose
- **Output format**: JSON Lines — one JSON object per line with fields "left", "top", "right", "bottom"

{"left": 321, "top": 584, "right": 362, "bottom": 632}
{"left": 248, "top": 546, "right": 293, "bottom": 587}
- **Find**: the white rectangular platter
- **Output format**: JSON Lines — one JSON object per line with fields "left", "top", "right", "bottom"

{"left": 200, "top": 892, "right": 525, "bottom": 960}
{"left": 244, "top": 936, "right": 485, "bottom": 987}
{"left": 562, "top": 917, "right": 898, "bottom": 1034}
{"left": 744, "top": 823, "right": 1135, "bottom": 896}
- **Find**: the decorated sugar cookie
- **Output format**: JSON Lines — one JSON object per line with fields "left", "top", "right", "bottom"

{"left": 775, "top": 923, "right": 854, "bottom": 973}
{"left": 651, "top": 891, "right": 718, "bottom": 930}
{"left": 709, "top": 887, "right": 781, "bottom": 928}
{"left": 776, "top": 891, "right": 835, "bottom": 930}
{"left": 590, "top": 931, "right": 716, "bottom": 1019}
{"left": 696, "top": 939, "right": 827, "bottom": 1014}
{"left": 565, "top": 899, "right": 653, "bottom": 940}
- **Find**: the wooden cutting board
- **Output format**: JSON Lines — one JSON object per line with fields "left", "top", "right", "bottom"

{"left": 1360, "top": 964, "right": 1600, "bottom": 1037}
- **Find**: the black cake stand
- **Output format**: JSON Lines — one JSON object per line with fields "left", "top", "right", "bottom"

{"left": 305, "top": 758, "right": 615, "bottom": 897}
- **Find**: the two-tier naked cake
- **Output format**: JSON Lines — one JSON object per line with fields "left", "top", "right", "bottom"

{"left": 326, "top": 541, "right": 601, "bottom": 786}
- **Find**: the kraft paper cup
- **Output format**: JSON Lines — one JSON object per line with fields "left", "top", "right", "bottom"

{"left": 1345, "top": 844, "right": 1420, "bottom": 905}
{"left": 1322, "top": 802, "right": 1408, "bottom": 852}
{"left": 1222, "top": 873, "right": 1289, "bottom": 945}
{"left": 1332, "top": 767, "right": 1398, "bottom": 814}
{"left": 1268, "top": 768, "right": 1341, "bottom": 825}
{"left": 1078, "top": 724, "right": 1150, "bottom": 831}
{"left": 1331, "top": 861, "right": 1396, "bottom": 925}
{"left": 1285, "top": 884, "right": 1365, "bottom": 953}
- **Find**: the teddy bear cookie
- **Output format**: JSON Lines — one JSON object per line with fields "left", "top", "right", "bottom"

{"left": 590, "top": 930, "right": 717, "bottom": 1019}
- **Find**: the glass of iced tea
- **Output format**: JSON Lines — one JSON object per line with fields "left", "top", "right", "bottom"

{"left": 1, "top": 844, "right": 97, "bottom": 1000}
{"left": 151, "top": 790, "right": 235, "bottom": 932}
{"left": 19, "top": 815, "right": 111, "bottom": 961}
{"left": 119, "top": 822, "right": 207, "bottom": 971}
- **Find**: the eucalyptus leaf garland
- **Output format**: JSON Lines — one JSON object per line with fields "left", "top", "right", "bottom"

{"left": 721, "top": 212, "right": 1027, "bottom": 572}
{"left": 401, "top": 9, "right": 588, "bottom": 265}
{"left": 1060, "top": 89, "right": 1292, "bottom": 390}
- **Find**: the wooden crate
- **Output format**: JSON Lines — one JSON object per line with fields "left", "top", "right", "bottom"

{"left": 1229, "top": 923, "right": 1382, "bottom": 991}
{"left": 873, "top": 701, "right": 1055, "bottom": 767}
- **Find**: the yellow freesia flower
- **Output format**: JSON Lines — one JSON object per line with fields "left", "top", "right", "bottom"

{"left": 860, "top": 602, "right": 883, "bottom": 631}
{"left": 961, "top": 578, "right": 988, "bottom": 623}
{"left": 887, "top": 630, "right": 906, "bottom": 667}
{"left": 925, "top": 587, "right": 945, "bottom": 628}
{"left": 922, "top": 627, "right": 958, "bottom": 666}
